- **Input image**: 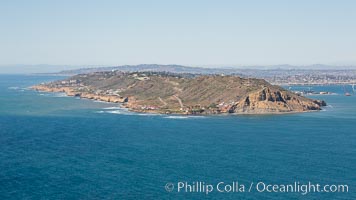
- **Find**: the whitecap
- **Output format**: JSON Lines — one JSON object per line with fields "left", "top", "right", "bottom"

{"left": 105, "top": 110, "right": 131, "bottom": 115}
{"left": 93, "top": 100, "right": 113, "bottom": 104}
{"left": 8, "top": 86, "right": 20, "bottom": 90}
{"left": 103, "top": 107, "right": 122, "bottom": 110}
{"left": 164, "top": 115, "right": 205, "bottom": 119}
{"left": 95, "top": 107, "right": 132, "bottom": 115}
{"left": 52, "top": 93, "right": 68, "bottom": 98}
{"left": 97, "top": 108, "right": 161, "bottom": 116}
{"left": 164, "top": 116, "right": 189, "bottom": 119}
{"left": 136, "top": 113, "right": 161, "bottom": 116}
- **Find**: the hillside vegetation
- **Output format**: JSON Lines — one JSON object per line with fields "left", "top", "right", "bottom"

{"left": 33, "top": 71, "right": 326, "bottom": 114}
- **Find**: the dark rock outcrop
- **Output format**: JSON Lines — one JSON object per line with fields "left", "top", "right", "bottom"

{"left": 232, "top": 87, "right": 324, "bottom": 113}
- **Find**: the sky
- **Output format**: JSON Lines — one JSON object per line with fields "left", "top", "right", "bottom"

{"left": 0, "top": 0, "right": 356, "bottom": 73}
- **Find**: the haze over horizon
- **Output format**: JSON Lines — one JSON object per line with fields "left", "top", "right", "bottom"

{"left": 1, "top": 63, "right": 356, "bottom": 74}
{"left": 1, "top": 0, "right": 356, "bottom": 73}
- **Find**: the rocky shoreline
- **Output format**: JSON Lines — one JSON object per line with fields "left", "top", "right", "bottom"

{"left": 31, "top": 83, "right": 327, "bottom": 115}
{"left": 32, "top": 85, "right": 128, "bottom": 103}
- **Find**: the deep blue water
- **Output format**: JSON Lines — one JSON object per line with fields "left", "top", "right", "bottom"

{"left": 0, "top": 75, "right": 355, "bottom": 199}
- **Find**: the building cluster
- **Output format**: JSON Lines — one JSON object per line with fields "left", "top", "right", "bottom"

{"left": 264, "top": 70, "right": 356, "bottom": 85}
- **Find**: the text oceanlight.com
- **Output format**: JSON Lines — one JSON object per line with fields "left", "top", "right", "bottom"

{"left": 165, "top": 181, "right": 349, "bottom": 195}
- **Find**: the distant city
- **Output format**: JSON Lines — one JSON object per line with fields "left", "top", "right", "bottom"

{"left": 50, "top": 64, "right": 356, "bottom": 86}
{"left": 243, "top": 69, "right": 356, "bottom": 86}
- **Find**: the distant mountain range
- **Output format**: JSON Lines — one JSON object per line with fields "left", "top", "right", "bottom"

{"left": 56, "top": 64, "right": 356, "bottom": 76}
{"left": 57, "top": 64, "right": 243, "bottom": 75}
{"left": 51, "top": 64, "right": 356, "bottom": 85}
{"left": 1, "top": 63, "right": 356, "bottom": 74}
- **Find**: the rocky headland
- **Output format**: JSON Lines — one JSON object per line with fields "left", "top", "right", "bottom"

{"left": 32, "top": 71, "right": 326, "bottom": 115}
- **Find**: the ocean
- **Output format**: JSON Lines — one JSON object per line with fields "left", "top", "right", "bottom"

{"left": 0, "top": 75, "right": 355, "bottom": 199}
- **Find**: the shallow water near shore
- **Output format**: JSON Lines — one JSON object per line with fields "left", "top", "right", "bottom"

{"left": 0, "top": 75, "right": 355, "bottom": 199}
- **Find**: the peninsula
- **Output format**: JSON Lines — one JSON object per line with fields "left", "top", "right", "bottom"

{"left": 32, "top": 71, "right": 326, "bottom": 115}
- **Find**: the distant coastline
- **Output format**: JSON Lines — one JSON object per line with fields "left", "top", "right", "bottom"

{"left": 49, "top": 64, "right": 356, "bottom": 86}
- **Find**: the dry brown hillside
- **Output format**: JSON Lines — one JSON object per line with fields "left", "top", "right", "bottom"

{"left": 32, "top": 71, "right": 326, "bottom": 114}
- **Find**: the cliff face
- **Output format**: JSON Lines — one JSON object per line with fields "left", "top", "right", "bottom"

{"left": 32, "top": 71, "right": 326, "bottom": 115}
{"left": 233, "top": 87, "right": 324, "bottom": 113}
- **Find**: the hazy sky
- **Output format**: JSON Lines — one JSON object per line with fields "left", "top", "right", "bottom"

{"left": 1, "top": 0, "right": 356, "bottom": 69}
